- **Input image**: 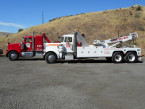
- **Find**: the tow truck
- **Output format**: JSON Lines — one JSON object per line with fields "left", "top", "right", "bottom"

{"left": 6, "top": 30, "right": 143, "bottom": 63}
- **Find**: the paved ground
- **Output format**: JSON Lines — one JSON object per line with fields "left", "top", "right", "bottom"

{"left": 0, "top": 56, "right": 145, "bottom": 109}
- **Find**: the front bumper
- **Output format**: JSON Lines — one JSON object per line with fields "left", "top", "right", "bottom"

{"left": 0, "top": 49, "right": 3, "bottom": 54}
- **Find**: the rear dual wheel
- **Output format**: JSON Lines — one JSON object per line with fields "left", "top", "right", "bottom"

{"left": 112, "top": 52, "right": 123, "bottom": 63}
{"left": 112, "top": 52, "right": 137, "bottom": 63}
{"left": 124, "top": 52, "right": 137, "bottom": 63}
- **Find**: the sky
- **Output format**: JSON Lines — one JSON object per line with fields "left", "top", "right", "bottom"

{"left": 0, "top": 0, "right": 144, "bottom": 33}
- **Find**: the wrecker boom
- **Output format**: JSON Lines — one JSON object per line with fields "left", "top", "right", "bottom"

{"left": 93, "top": 32, "right": 138, "bottom": 48}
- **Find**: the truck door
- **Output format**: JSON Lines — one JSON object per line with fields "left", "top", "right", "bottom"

{"left": 24, "top": 37, "right": 32, "bottom": 51}
{"left": 64, "top": 37, "right": 73, "bottom": 52}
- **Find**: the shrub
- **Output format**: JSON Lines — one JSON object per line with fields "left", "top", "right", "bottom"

{"left": 139, "top": 27, "right": 145, "bottom": 31}
{"left": 136, "top": 5, "right": 142, "bottom": 11}
{"left": 129, "top": 11, "right": 133, "bottom": 15}
{"left": 134, "top": 13, "right": 141, "bottom": 18}
{"left": 18, "top": 28, "right": 24, "bottom": 33}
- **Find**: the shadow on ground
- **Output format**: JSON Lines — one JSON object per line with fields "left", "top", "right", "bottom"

{"left": 1, "top": 55, "right": 143, "bottom": 63}
{"left": 0, "top": 55, "right": 112, "bottom": 63}
{"left": 19, "top": 58, "right": 113, "bottom": 63}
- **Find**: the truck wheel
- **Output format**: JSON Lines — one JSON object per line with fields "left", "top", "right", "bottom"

{"left": 8, "top": 51, "right": 19, "bottom": 61}
{"left": 112, "top": 52, "right": 123, "bottom": 63}
{"left": 45, "top": 52, "right": 57, "bottom": 64}
{"left": 125, "top": 52, "right": 137, "bottom": 63}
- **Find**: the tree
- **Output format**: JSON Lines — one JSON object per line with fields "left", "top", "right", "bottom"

{"left": 18, "top": 28, "right": 24, "bottom": 33}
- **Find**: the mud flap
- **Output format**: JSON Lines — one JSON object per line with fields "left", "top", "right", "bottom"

{"left": 137, "top": 56, "right": 144, "bottom": 63}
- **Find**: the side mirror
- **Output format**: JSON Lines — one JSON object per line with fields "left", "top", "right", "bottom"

{"left": 21, "top": 42, "right": 25, "bottom": 50}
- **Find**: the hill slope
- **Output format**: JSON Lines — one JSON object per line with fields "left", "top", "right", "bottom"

{"left": 0, "top": 5, "right": 145, "bottom": 54}
{"left": 0, "top": 32, "right": 13, "bottom": 38}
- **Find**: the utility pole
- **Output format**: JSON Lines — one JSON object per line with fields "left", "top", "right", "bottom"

{"left": 134, "top": 0, "right": 135, "bottom": 6}
{"left": 42, "top": 11, "right": 44, "bottom": 24}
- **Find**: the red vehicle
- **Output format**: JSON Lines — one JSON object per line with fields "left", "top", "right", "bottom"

{"left": 6, "top": 33, "right": 51, "bottom": 61}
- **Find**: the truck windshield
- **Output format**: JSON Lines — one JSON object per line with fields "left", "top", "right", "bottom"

{"left": 65, "top": 37, "right": 72, "bottom": 42}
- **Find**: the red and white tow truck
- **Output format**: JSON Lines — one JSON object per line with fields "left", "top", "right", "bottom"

{"left": 6, "top": 30, "right": 143, "bottom": 63}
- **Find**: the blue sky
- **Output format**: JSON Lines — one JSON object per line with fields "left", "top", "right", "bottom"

{"left": 0, "top": 0, "right": 144, "bottom": 33}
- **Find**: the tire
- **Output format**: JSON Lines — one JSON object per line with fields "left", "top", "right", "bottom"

{"left": 125, "top": 52, "right": 137, "bottom": 63}
{"left": 8, "top": 51, "right": 19, "bottom": 61}
{"left": 112, "top": 52, "right": 123, "bottom": 63}
{"left": 106, "top": 57, "right": 112, "bottom": 62}
{"left": 45, "top": 52, "right": 57, "bottom": 64}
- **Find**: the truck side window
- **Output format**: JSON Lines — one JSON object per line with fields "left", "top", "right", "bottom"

{"left": 25, "top": 38, "right": 32, "bottom": 42}
{"left": 60, "top": 37, "right": 64, "bottom": 42}
{"left": 65, "top": 37, "right": 72, "bottom": 42}
{"left": 21, "top": 37, "right": 24, "bottom": 43}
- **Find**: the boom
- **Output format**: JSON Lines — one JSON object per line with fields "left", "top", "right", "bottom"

{"left": 93, "top": 32, "right": 138, "bottom": 48}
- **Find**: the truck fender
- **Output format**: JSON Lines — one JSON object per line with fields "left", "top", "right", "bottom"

{"left": 6, "top": 50, "right": 19, "bottom": 57}
{"left": 44, "top": 51, "right": 58, "bottom": 60}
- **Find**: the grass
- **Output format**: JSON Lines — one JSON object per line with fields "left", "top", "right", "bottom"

{"left": 0, "top": 5, "right": 145, "bottom": 55}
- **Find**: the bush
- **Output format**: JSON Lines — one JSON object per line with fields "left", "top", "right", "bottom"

{"left": 139, "top": 27, "right": 145, "bottom": 31}
{"left": 129, "top": 11, "right": 133, "bottom": 15}
{"left": 136, "top": 5, "right": 142, "bottom": 11}
{"left": 134, "top": 13, "right": 141, "bottom": 18}
{"left": 18, "top": 28, "right": 24, "bottom": 33}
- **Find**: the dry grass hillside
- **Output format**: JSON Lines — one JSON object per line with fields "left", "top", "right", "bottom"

{"left": 0, "top": 5, "right": 145, "bottom": 54}
{"left": 0, "top": 32, "right": 13, "bottom": 38}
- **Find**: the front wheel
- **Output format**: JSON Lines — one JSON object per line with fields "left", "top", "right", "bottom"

{"left": 8, "top": 51, "right": 19, "bottom": 61}
{"left": 45, "top": 52, "right": 57, "bottom": 64}
{"left": 112, "top": 52, "right": 123, "bottom": 63}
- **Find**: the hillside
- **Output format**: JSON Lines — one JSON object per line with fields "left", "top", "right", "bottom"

{"left": 0, "top": 5, "right": 145, "bottom": 54}
{"left": 0, "top": 32, "right": 13, "bottom": 38}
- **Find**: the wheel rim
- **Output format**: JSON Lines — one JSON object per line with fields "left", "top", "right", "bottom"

{"left": 48, "top": 55, "right": 55, "bottom": 62}
{"left": 115, "top": 54, "right": 122, "bottom": 62}
{"left": 10, "top": 53, "right": 17, "bottom": 60}
{"left": 128, "top": 54, "right": 135, "bottom": 62}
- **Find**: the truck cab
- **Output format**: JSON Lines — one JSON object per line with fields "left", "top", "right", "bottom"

{"left": 6, "top": 33, "right": 51, "bottom": 61}
{"left": 60, "top": 34, "right": 74, "bottom": 53}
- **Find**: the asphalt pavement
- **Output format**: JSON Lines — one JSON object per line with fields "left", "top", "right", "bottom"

{"left": 0, "top": 56, "right": 145, "bottom": 109}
